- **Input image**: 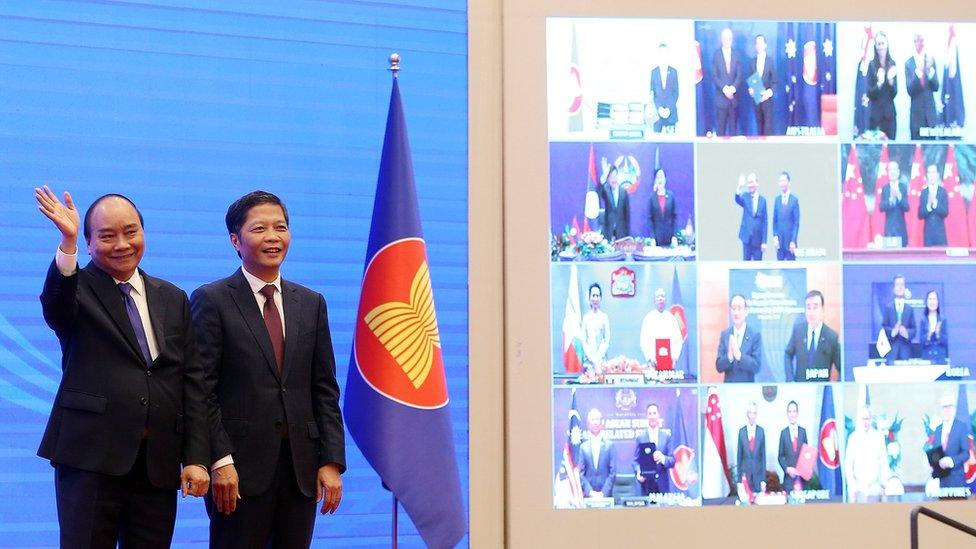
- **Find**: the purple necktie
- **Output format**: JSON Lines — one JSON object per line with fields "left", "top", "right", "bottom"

{"left": 118, "top": 282, "right": 152, "bottom": 366}
{"left": 260, "top": 284, "right": 284, "bottom": 373}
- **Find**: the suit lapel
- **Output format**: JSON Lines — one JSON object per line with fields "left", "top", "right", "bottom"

{"left": 228, "top": 270, "right": 280, "bottom": 381}
{"left": 142, "top": 271, "right": 167, "bottom": 364}
{"left": 85, "top": 263, "right": 145, "bottom": 365}
{"left": 280, "top": 280, "right": 300, "bottom": 383}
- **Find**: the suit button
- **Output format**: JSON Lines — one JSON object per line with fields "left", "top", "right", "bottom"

{"left": 140, "top": 397, "right": 148, "bottom": 406}
{"left": 146, "top": 371, "right": 152, "bottom": 377}
{"left": 275, "top": 420, "right": 283, "bottom": 429}
{"left": 281, "top": 388, "right": 287, "bottom": 394}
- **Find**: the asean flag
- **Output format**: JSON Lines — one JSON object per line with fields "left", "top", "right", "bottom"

{"left": 345, "top": 76, "right": 465, "bottom": 548}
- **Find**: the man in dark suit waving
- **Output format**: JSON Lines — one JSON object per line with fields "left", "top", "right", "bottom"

{"left": 734, "top": 173, "right": 768, "bottom": 261}
{"left": 34, "top": 187, "right": 209, "bottom": 548}
{"left": 191, "top": 191, "right": 345, "bottom": 548}
{"left": 716, "top": 294, "right": 764, "bottom": 383}
{"left": 784, "top": 290, "right": 841, "bottom": 382}
{"left": 777, "top": 401, "right": 808, "bottom": 491}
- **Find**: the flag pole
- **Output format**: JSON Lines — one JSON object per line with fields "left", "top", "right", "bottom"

{"left": 386, "top": 53, "right": 401, "bottom": 549}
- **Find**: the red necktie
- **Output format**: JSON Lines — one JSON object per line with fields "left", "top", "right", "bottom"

{"left": 792, "top": 433, "right": 798, "bottom": 452}
{"left": 260, "top": 284, "right": 284, "bottom": 374}
{"left": 749, "top": 435, "right": 755, "bottom": 452}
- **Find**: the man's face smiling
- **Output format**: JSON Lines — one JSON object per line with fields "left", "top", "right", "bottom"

{"left": 87, "top": 197, "right": 145, "bottom": 281}
{"left": 231, "top": 203, "right": 291, "bottom": 281}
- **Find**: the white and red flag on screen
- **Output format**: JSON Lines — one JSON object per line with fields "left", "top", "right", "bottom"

{"left": 702, "top": 387, "right": 730, "bottom": 498}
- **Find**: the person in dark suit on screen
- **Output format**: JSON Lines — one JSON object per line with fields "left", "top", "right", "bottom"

{"left": 879, "top": 160, "right": 909, "bottom": 246}
{"left": 191, "top": 191, "right": 345, "bottom": 548}
{"left": 866, "top": 31, "right": 898, "bottom": 139}
{"left": 933, "top": 394, "right": 970, "bottom": 490}
{"left": 737, "top": 402, "right": 766, "bottom": 493}
{"left": 647, "top": 168, "right": 678, "bottom": 248}
{"left": 905, "top": 33, "right": 940, "bottom": 140}
{"left": 772, "top": 172, "right": 799, "bottom": 261}
{"left": 919, "top": 290, "right": 948, "bottom": 363}
{"left": 716, "top": 294, "right": 764, "bottom": 383}
{"left": 749, "top": 34, "right": 776, "bottom": 136}
{"left": 784, "top": 290, "right": 841, "bottom": 382}
{"left": 633, "top": 403, "right": 674, "bottom": 495}
{"left": 580, "top": 408, "right": 616, "bottom": 498}
{"left": 882, "top": 274, "right": 916, "bottom": 363}
{"left": 778, "top": 400, "right": 809, "bottom": 491}
{"left": 599, "top": 165, "right": 630, "bottom": 242}
{"left": 918, "top": 164, "right": 948, "bottom": 247}
{"left": 34, "top": 187, "right": 209, "bottom": 548}
{"left": 712, "top": 27, "right": 743, "bottom": 136}
{"left": 650, "top": 42, "right": 679, "bottom": 134}
{"left": 734, "top": 173, "right": 767, "bottom": 261}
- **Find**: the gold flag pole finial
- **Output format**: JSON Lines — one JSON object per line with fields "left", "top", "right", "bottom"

{"left": 389, "top": 53, "right": 401, "bottom": 78}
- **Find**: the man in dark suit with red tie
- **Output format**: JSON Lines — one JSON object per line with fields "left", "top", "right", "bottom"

{"left": 191, "top": 191, "right": 345, "bottom": 548}
{"left": 34, "top": 187, "right": 210, "bottom": 548}
{"left": 737, "top": 402, "right": 766, "bottom": 493}
{"left": 881, "top": 274, "right": 916, "bottom": 363}
{"left": 777, "top": 401, "right": 808, "bottom": 490}
{"left": 712, "top": 27, "right": 743, "bottom": 136}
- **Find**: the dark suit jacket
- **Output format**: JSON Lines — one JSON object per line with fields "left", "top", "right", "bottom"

{"left": 880, "top": 182, "right": 909, "bottom": 245}
{"left": 866, "top": 58, "right": 898, "bottom": 133}
{"left": 716, "top": 325, "right": 763, "bottom": 383}
{"left": 579, "top": 437, "right": 616, "bottom": 496}
{"left": 751, "top": 54, "right": 776, "bottom": 94}
{"left": 38, "top": 261, "right": 208, "bottom": 489}
{"left": 735, "top": 192, "right": 767, "bottom": 247}
{"left": 650, "top": 66, "right": 679, "bottom": 123}
{"left": 934, "top": 419, "right": 970, "bottom": 488}
{"left": 772, "top": 194, "right": 800, "bottom": 247}
{"left": 191, "top": 269, "right": 345, "bottom": 498}
{"left": 918, "top": 186, "right": 949, "bottom": 246}
{"left": 648, "top": 191, "right": 677, "bottom": 246}
{"left": 712, "top": 48, "right": 743, "bottom": 108}
{"left": 919, "top": 314, "right": 948, "bottom": 363}
{"left": 905, "top": 57, "right": 940, "bottom": 135}
{"left": 882, "top": 300, "right": 917, "bottom": 359}
{"left": 777, "top": 425, "right": 808, "bottom": 487}
{"left": 737, "top": 425, "right": 766, "bottom": 491}
{"left": 784, "top": 321, "right": 840, "bottom": 382}
{"left": 599, "top": 183, "right": 630, "bottom": 241}
{"left": 633, "top": 428, "right": 674, "bottom": 494}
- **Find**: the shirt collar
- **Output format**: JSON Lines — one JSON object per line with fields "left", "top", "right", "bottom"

{"left": 114, "top": 271, "right": 146, "bottom": 296}
{"left": 241, "top": 266, "right": 282, "bottom": 295}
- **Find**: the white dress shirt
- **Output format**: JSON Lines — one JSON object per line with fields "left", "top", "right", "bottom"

{"left": 55, "top": 247, "right": 159, "bottom": 361}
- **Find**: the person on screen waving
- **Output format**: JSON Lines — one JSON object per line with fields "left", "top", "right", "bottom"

{"left": 33, "top": 187, "right": 210, "bottom": 547}
{"left": 716, "top": 294, "right": 763, "bottom": 383}
{"left": 918, "top": 290, "right": 948, "bottom": 364}
{"left": 734, "top": 173, "right": 768, "bottom": 261}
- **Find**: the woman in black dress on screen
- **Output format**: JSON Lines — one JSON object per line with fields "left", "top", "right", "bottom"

{"left": 919, "top": 289, "right": 948, "bottom": 363}
{"left": 866, "top": 31, "right": 898, "bottom": 140}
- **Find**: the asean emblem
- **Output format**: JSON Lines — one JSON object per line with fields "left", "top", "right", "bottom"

{"left": 670, "top": 444, "right": 698, "bottom": 491}
{"left": 355, "top": 238, "right": 448, "bottom": 409}
{"left": 819, "top": 418, "right": 840, "bottom": 469}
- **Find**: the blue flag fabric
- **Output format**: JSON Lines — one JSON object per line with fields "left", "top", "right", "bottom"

{"left": 943, "top": 47, "right": 966, "bottom": 130}
{"left": 344, "top": 77, "right": 466, "bottom": 549}
{"left": 818, "top": 385, "right": 843, "bottom": 496}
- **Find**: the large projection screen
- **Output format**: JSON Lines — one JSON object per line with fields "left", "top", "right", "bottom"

{"left": 501, "top": 1, "right": 976, "bottom": 547}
